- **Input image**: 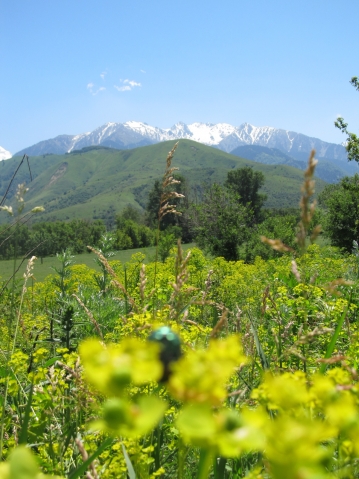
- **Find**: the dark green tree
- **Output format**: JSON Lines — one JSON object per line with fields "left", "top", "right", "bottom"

{"left": 191, "top": 184, "right": 252, "bottom": 261}
{"left": 114, "top": 219, "right": 154, "bottom": 250}
{"left": 117, "top": 205, "right": 145, "bottom": 225}
{"left": 319, "top": 174, "right": 359, "bottom": 252}
{"left": 335, "top": 77, "right": 359, "bottom": 163}
{"left": 115, "top": 208, "right": 154, "bottom": 250}
{"left": 243, "top": 213, "right": 298, "bottom": 263}
{"left": 224, "top": 166, "right": 266, "bottom": 222}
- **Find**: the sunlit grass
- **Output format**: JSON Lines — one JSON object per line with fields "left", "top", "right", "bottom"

{"left": 0, "top": 243, "right": 195, "bottom": 283}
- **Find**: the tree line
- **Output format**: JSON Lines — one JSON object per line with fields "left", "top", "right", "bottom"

{"left": 0, "top": 219, "right": 106, "bottom": 261}
{"left": 1, "top": 163, "right": 358, "bottom": 263}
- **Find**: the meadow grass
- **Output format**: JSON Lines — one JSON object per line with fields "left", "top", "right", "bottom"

{"left": 0, "top": 243, "right": 195, "bottom": 283}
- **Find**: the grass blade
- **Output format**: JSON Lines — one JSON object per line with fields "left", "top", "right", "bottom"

{"left": 248, "top": 312, "right": 270, "bottom": 370}
{"left": 121, "top": 442, "right": 136, "bottom": 479}
{"left": 18, "top": 383, "right": 34, "bottom": 444}
{"left": 196, "top": 448, "right": 213, "bottom": 479}
{"left": 320, "top": 305, "right": 348, "bottom": 374}
{"left": 213, "top": 456, "right": 227, "bottom": 479}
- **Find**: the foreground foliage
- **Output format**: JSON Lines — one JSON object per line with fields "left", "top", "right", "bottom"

{"left": 1, "top": 238, "right": 359, "bottom": 478}
{"left": 2, "top": 148, "right": 359, "bottom": 479}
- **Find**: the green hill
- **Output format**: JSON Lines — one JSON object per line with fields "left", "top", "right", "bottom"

{"left": 0, "top": 140, "right": 327, "bottom": 224}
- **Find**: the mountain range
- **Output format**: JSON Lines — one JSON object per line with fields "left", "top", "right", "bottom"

{"left": 2, "top": 120, "right": 358, "bottom": 183}
{"left": 7, "top": 120, "right": 346, "bottom": 159}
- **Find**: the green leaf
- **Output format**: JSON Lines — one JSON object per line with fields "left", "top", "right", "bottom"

{"left": 248, "top": 312, "right": 270, "bottom": 370}
{"left": 18, "top": 384, "right": 34, "bottom": 445}
{"left": 176, "top": 404, "right": 216, "bottom": 448}
{"left": 9, "top": 446, "right": 39, "bottom": 479}
{"left": 120, "top": 396, "right": 167, "bottom": 438}
{"left": 320, "top": 304, "right": 349, "bottom": 374}
{"left": 43, "top": 357, "right": 61, "bottom": 367}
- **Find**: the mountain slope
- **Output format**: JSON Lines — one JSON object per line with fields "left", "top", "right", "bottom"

{"left": 230, "top": 144, "right": 359, "bottom": 183}
{"left": 231, "top": 145, "right": 302, "bottom": 166}
{"left": 1, "top": 140, "right": 327, "bottom": 225}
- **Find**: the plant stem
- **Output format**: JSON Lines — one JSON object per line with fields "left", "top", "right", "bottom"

{"left": 196, "top": 448, "right": 213, "bottom": 479}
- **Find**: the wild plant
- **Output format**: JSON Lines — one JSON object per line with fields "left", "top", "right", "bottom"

{"left": 92, "top": 233, "right": 115, "bottom": 295}
{"left": 0, "top": 175, "right": 45, "bottom": 461}
{"left": 153, "top": 141, "right": 183, "bottom": 268}
{"left": 0, "top": 254, "right": 37, "bottom": 459}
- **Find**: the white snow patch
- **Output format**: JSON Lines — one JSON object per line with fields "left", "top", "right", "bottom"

{"left": 0, "top": 146, "right": 12, "bottom": 160}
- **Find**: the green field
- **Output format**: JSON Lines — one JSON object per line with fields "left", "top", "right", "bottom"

{"left": 0, "top": 243, "right": 195, "bottom": 283}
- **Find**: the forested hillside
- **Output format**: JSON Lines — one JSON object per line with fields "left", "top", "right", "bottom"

{"left": 0, "top": 140, "right": 327, "bottom": 226}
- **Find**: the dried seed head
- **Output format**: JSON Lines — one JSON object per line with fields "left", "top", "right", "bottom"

{"left": 158, "top": 142, "right": 185, "bottom": 222}
{"left": 291, "top": 260, "right": 301, "bottom": 282}
{"left": 0, "top": 205, "right": 13, "bottom": 216}
{"left": 260, "top": 236, "right": 293, "bottom": 252}
{"left": 31, "top": 206, "right": 45, "bottom": 213}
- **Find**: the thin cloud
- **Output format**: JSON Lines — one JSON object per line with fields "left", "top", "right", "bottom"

{"left": 140, "top": 69, "right": 146, "bottom": 73}
{"left": 100, "top": 71, "right": 107, "bottom": 80}
{"left": 125, "top": 79, "right": 141, "bottom": 87}
{"left": 114, "top": 85, "right": 131, "bottom": 92}
{"left": 87, "top": 83, "right": 106, "bottom": 95}
{"left": 114, "top": 79, "right": 141, "bottom": 92}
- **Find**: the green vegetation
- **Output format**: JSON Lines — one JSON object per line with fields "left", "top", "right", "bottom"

{"left": 0, "top": 244, "right": 193, "bottom": 283}
{"left": 225, "top": 166, "right": 266, "bottom": 222}
{"left": 1, "top": 219, "right": 359, "bottom": 477}
{"left": 319, "top": 174, "right": 359, "bottom": 252}
{"left": 191, "top": 183, "right": 251, "bottom": 261}
{"left": 335, "top": 76, "right": 359, "bottom": 163}
{"left": 0, "top": 219, "right": 106, "bottom": 260}
{"left": 3, "top": 142, "right": 359, "bottom": 479}
{"left": 1, "top": 140, "right": 327, "bottom": 226}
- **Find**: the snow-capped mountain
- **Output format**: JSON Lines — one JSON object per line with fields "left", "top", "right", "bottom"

{"left": 0, "top": 146, "right": 12, "bottom": 160}
{"left": 14, "top": 121, "right": 348, "bottom": 164}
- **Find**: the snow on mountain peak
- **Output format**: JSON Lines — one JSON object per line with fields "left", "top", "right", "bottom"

{"left": 184, "top": 122, "right": 236, "bottom": 145}
{"left": 123, "top": 121, "right": 169, "bottom": 141}
{"left": 0, "top": 146, "right": 12, "bottom": 160}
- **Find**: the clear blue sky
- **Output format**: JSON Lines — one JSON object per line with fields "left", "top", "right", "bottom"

{"left": 1, "top": 0, "right": 359, "bottom": 153}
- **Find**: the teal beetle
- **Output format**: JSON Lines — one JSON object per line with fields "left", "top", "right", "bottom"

{"left": 148, "top": 326, "right": 182, "bottom": 382}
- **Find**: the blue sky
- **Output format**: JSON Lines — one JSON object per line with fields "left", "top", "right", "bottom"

{"left": 1, "top": 0, "right": 359, "bottom": 153}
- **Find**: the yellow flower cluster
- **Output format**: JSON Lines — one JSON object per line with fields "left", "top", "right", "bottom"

{"left": 169, "top": 335, "right": 247, "bottom": 405}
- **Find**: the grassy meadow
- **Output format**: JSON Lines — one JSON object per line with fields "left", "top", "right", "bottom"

{"left": 2, "top": 233, "right": 359, "bottom": 478}
{"left": 0, "top": 244, "right": 195, "bottom": 283}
